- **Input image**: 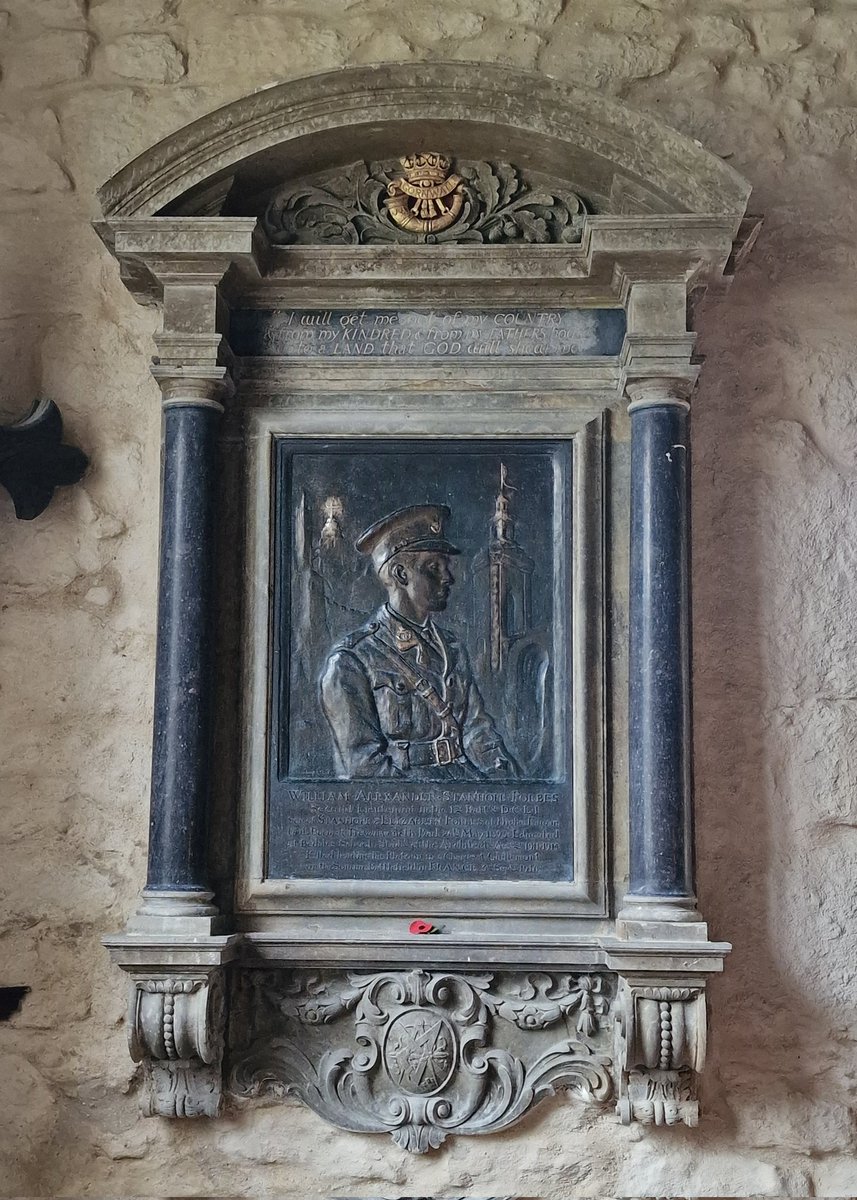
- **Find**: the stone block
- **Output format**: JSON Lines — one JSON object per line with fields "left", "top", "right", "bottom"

{"left": 541, "top": 26, "right": 681, "bottom": 90}
{"left": 5, "top": 0, "right": 86, "bottom": 25}
{"left": 614, "top": 1141, "right": 791, "bottom": 1197}
{"left": 814, "top": 11, "right": 857, "bottom": 50}
{"left": 185, "top": 13, "right": 346, "bottom": 85}
{"left": 351, "top": 30, "right": 416, "bottom": 65}
{"left": 340, "top": 0, "right": 486, "bottom": 44}
{"left": 99, "top": 33, "right": 186, "bottom": 83}
{"left": 23, "top": 105, "right": 64, "bottom": 159}
{"left": 734, "top": 1087, "right": 857, "bottom": 1156}
{"left": 794, "top": 106, "right": 857, "bottom": 155}
{"left": 687, "top": 13, "right": 752, "bottom": 52}
{"left": 90, "top": 0, "right": 175, "bottom": 35}
{"left": 813, "top": 1155, "right": 857, "bottom": 1196}
{"left": 3, "top": 30, "right": 91, "bottom": 87}
{"left": 722, "top": 60, "right": 780, "bottom": 106}
{"left": 467, "top": 0, "right": 562, "bottom": 23}
{"left": 445, "top": 22, "right": 544, "bottom": 69}
{"left": 0, "top": 123, "right": 69, "bottom": 194}
{"left": 57, "top": 86, "right": 224, "bottom": 212}
{"left": 582, "top": 0, "right": 666, "bottom": 36}
{"left": 382, "top": 7, "right": 485, "bottom": 43}
{"left": 0, "top": 1054, "right": 58, "bottom": 1192}
{"left": 749, "top": 8, "right": 814, "bottom": 57}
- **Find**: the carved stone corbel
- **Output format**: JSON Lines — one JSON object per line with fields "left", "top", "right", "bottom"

{"left": 614, "top": 979, "right": 706, "bottom": 1127}
{"left": 128, "top": 970, "right": 226, "bottom": 1117}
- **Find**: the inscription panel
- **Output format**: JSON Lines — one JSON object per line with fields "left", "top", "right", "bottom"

{"left": 270, "top": 784, "right": 566, "bottom": 881}
{"left": 232, "top": 307, "right": 625, "bottom": 358}
{"left": 267, "top": 438, "right": 574, "bottom": 884}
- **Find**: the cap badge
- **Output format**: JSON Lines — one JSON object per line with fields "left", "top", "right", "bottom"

{"left": 385, "top": 151, "right": 465, "bottom": 235}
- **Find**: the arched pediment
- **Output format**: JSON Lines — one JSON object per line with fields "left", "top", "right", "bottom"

{"left": 98, "top": 63, "right": 750, "bottom": 227}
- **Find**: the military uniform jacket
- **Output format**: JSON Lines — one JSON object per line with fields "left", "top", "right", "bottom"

{"left": 320, "top": 605, "right": 516, "bottom": 781}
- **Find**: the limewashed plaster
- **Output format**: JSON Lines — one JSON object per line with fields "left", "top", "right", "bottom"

{"left": 0, "top": 1, "right": 856, "bottom": 1197}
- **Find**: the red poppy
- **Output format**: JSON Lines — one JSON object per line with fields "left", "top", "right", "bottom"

{"left": 409, "top": 919, "right": 437, "bottom": 935}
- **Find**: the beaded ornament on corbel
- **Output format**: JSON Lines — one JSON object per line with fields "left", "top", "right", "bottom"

{"left": 614, "top": 976, "right": 707, "bottom": 1127}
{"left": 127, "top": 969, "right": 226, "bottom": 1118}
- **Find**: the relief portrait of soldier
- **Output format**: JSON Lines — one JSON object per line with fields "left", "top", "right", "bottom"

{"left": 320, "top": 504, "right": 519, "bottom": 781}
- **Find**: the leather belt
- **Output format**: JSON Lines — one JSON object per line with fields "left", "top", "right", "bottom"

{"left": 396, "top": 735, "right": 464, "bottom": 767}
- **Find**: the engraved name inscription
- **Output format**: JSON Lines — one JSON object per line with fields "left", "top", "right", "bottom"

{"left": 268, "top": 784, "right": 569, "bottom": 882}
{"left": 231, "top": 307, "right": 626, "bottom": 359}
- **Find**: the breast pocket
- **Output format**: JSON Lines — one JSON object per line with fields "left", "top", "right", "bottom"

{"left": 372, "top": 673, "right": 412, "bottom": 738}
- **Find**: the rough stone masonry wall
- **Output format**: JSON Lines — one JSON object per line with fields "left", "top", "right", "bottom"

{"left": 0, "top": 1, "right": 856, "bottom": 1197}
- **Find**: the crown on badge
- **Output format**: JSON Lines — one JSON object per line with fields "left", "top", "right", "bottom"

{"left": 400, "top": 151, "right": 451, "bottom": 184}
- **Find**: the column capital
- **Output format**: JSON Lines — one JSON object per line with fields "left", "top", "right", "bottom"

{"left": 151, "top": 361, "right": 232, "bottom": 410}
{"left": 619, "top": 330, "right": 699, "bottom": 406}
{"left": 150, "top": 272, "right": 237, "bottom": 407}
{"left": 625, "top": 377, "right": 695, "bottom": 413}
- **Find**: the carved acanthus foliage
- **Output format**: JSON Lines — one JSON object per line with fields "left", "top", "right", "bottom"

{"left": 229, "top": 969, "right": 613, "bottom": 1152}
{"left": 625, "top": 1068, "right": 699, "bottom": 1128}
{"left": 128, "top": 972, "right": 226, "bottom": 1118}
{"left": 614, "top": 981, "right": 706, "bottom": 1128}
{"left": 262, "top": 156, "right": 587, "bottom": 246}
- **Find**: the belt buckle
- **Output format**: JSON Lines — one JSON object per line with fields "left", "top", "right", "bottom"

{"left": 435, "top": 737, "right": 454, "bottom": 766}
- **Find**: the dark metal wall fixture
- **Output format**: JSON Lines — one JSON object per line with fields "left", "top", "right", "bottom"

{"left": 97, "top": 64, "right": 755, "bottom": 1147}
{"left": 0, "top": 398, "right": 88, "bottom": 519}
{"left": 0, "top": 985, "right": 29, "bottom": 1020}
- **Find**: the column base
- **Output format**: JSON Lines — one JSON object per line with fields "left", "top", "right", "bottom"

{"left": 125, "top": 889, "right": 224, "bottom": 938}
{"left": 616, "top": 894, "right": 708, "bottom": 941}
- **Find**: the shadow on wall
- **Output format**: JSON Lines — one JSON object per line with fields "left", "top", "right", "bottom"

{"left": 691, "top": 216, "right": 835, "bottom": 1144}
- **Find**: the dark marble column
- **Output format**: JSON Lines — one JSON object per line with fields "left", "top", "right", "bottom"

{"left": 625, "top": 381, "right": 696, "bottom": 915}
{"left": 142, "top": 390, "right": 223, "bottom": 913}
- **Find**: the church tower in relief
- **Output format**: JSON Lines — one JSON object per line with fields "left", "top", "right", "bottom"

{"left": 485, "top": 463, "right": 535, "bottom": 672}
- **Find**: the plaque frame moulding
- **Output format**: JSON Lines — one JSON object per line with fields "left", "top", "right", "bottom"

{"left": 98, "top": 63, "right": 755, "bottom": 1148}
{"left": 240, "top": 420, "right": 604, "bottom": 923}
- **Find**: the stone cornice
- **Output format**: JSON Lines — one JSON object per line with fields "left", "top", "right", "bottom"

{"left": 99, "top": 213, "right": 741, "bottom": 309}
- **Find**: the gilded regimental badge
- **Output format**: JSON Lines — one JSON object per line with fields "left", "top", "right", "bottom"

{"left": 264, "top": 153, "right": 587, "bottom": 245}
{"left": 385, "top": 151, "right": 465, "bottom": 234}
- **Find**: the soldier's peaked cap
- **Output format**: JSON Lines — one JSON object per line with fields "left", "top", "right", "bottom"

{"left": 356, "top": 504, "right": 460, "bottom": 571}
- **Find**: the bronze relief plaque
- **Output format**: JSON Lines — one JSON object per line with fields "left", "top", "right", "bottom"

{"left": 267, "top": 438, "right": 573, "bottom": 883}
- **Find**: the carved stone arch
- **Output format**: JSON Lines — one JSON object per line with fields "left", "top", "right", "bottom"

{"left": 101, "top": 63, "right": 753, "bottom": 1150}
{"left": 98, "top": 63, "right": 750, "bottom": 223}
